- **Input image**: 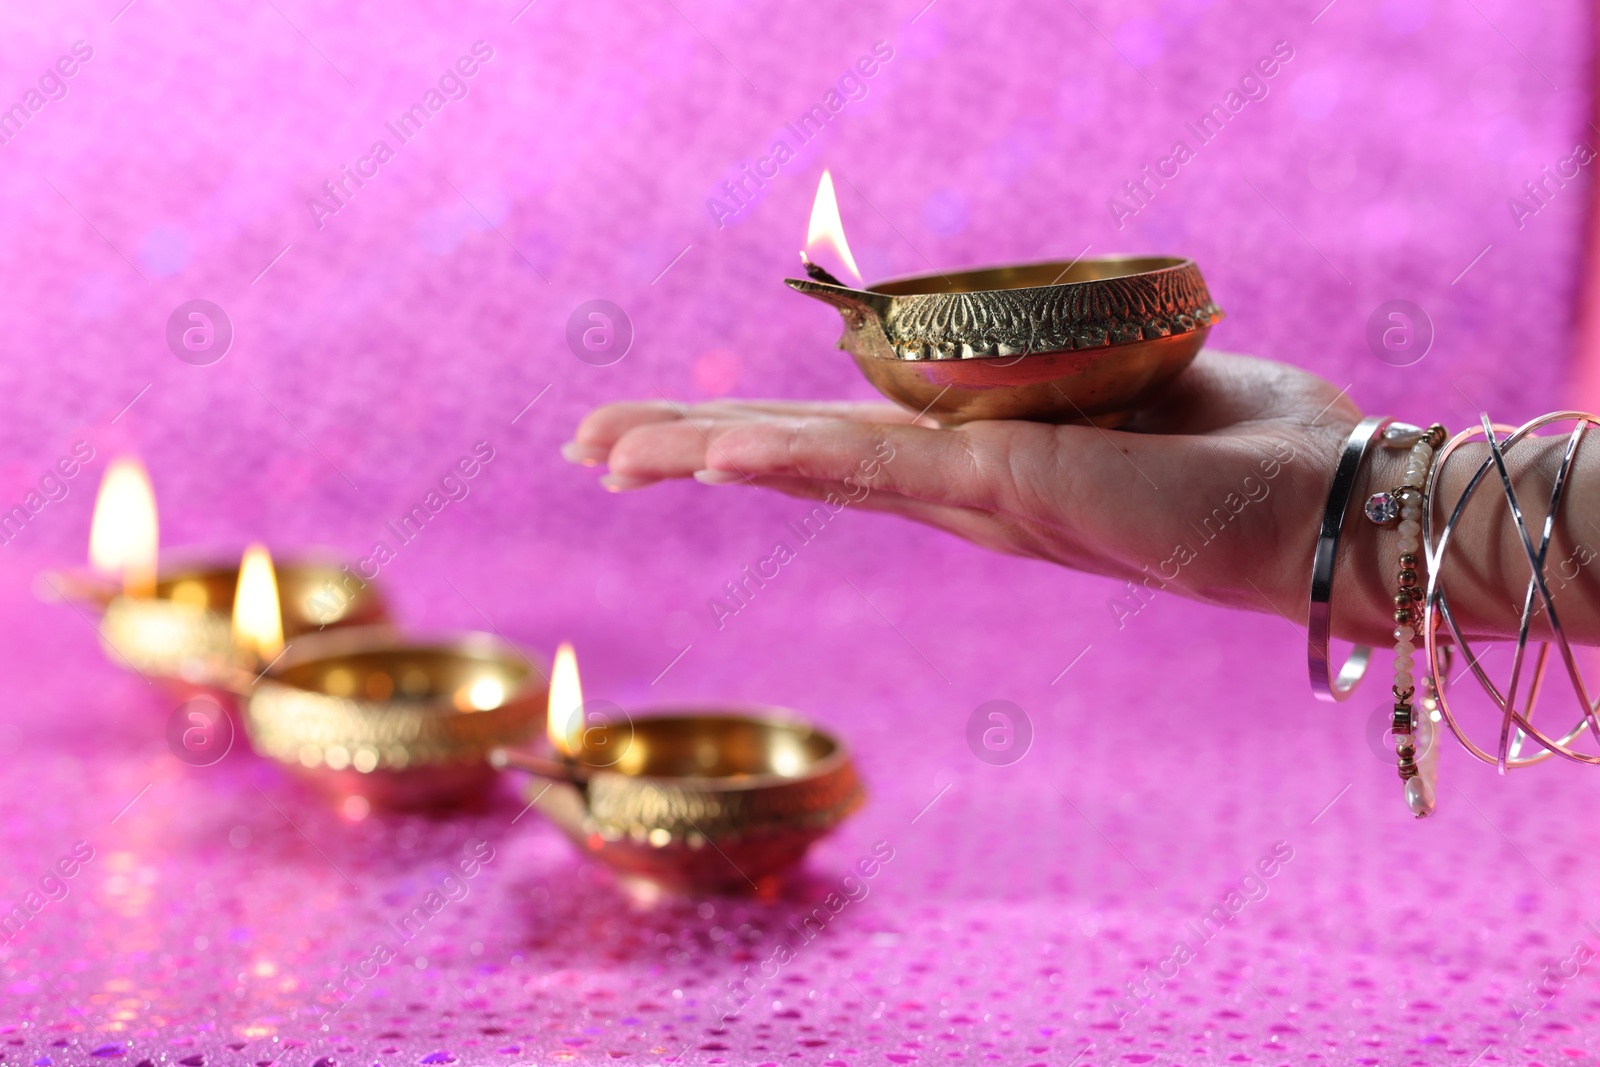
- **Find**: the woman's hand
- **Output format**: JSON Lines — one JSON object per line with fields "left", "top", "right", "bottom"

{"left": 569, "top": 350, "right": 1384, "bottom": 637}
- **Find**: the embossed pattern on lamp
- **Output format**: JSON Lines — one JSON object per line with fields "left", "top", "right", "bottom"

{"left": 787, "top": 172, "right": 1223, "bottom": 427}
{"left": 239, "top": 559, "right": 546, "bottom": 809}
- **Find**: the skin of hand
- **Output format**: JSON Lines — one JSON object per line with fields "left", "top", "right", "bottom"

{"left": 569, "top": 350, "right": 1366, "bottom": 635}
{"left": 568, "top": 349, "right": 1600, "bottom": 648}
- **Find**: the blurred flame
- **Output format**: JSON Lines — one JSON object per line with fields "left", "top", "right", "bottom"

{"left": 547, "top": 642, "right": 583, "bottom": 757}
{"left": 232, "top": 544, "right": 284, "bottom": 661}
{"left": 468, "top": 677, "right": 504, "bottom": 710}
{"left": 454, "top": 675, "right": 505, "bottom": 712}
{"left": 804, "top": 169, "right": 861, "bottom": 285}
{"left": 89, "top": 457, "right": 158, "bottom": 597}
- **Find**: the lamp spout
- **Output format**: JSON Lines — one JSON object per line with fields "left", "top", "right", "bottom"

{"left": 785, "top": 277, "right": 891, "bottom": 326}
{"left": 784, "top": 277, "right": 898, "bottom": 361}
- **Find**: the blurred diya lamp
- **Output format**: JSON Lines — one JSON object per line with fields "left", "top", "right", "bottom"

{"left": 242, "top": 601, "right": 546, "bottom": 808}
{"left": 50, "top": 457, "right": 386, "bottom": 694}
{"left": 493, "top": 644, "right": 864, "bottom": 893}
{"left": 94, "top": 553, "right": 388, "bottom": 695}
{"left": 787, "top": 170, "right": 1222, "bottom": 427}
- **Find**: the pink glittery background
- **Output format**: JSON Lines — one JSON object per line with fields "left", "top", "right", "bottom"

{"left": 0, "top": 0, "right": 1596, "bottom": 1064}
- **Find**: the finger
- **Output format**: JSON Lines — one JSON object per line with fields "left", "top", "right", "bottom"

{"left": 577, "top": 398, "right": 931, "bottom": 441}
{"left": 690, "top": 399, "right": 934, "bottom": 424}
{"left": 605, "top": 418, "right": 727, "bottom": 481}
{"left": 734, "top": 474, "right": 1023, "bottom": 552}
{"left": 729, "top": 475, "right": 1094, "bottom": 571}
{"left": 575, "top": 400, "right": 937, "bottom": 469}
{"left": 568, "top": 401, "right": 685, "bottom": 464}
{"left": 606, "top": 413, "right": 921, "bottom": 484}
{"left": 700, "top": 416, "right": 1071, "bottom": 514}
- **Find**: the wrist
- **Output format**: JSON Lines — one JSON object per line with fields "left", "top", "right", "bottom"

{"left": 1334, "top": 435, "right": 1414, "bottom": 646}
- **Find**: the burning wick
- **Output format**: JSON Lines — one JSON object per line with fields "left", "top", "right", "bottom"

{"left": 803, "top": 169, "right": 861, "bottom": 286}
{"left": 232, "top": 543, "right": 284, "bottom": 663}
{"left": 89, "top": 456, "right": 159, "bottom": 598}
{"left": 798, "top": 251, "right": 848, "bottom": 289}
{"left": 547, "top": 642, "right": 584, "bottom": 759}
{"left": 486, "top": 642, "right": 588, "bottom": 781}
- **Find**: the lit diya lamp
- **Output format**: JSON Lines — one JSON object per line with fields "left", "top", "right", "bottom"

{"left": 787, "top": 170, "right": 1223, "bottom": 427}
{"left": 240, "top": 547, "right": 546, "bottom": 808}
{"left": 493, "top": 644, "right": 864, "bottom": 893}
{"left": 43, "top": 456, "right": 388, "bottom": 695}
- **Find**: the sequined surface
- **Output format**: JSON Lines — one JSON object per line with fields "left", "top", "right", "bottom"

{"left": 10, "top": 609, "right": 1600, "bottom": 1067}
{"left": 0, "top": 0, "right": 1594, "bottom": 1064}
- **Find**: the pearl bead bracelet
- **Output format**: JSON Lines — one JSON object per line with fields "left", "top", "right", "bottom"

{"left": 1365, "top": 422, "right": 1447, "bottom": 818}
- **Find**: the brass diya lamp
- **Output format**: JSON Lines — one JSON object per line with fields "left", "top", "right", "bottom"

{"left": 50, "top": 458, "right": 386, "bottom": 695}
{"left": 97, "top": 552, "right": 388, "bottom": 690}
{"left": 237, "top": 550, "right": 546, "bottom": 808}
{"left": 494, "top": 644, "right": 864, "bottom": 892}
{"left": 789, "top": 172, "right": 1222, "bottom": 427}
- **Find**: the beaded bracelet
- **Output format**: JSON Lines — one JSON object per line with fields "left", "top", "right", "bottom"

{"left": 1364, "top": 422, "right": 1447, "bottom": 817}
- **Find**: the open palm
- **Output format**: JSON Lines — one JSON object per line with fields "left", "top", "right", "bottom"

{"left": 570, "top": 351, "right": 1370, "bottom": 636}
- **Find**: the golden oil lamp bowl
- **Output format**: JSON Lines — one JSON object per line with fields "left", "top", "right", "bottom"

{"left": 246, "top": 627, "right": 546, "bottom": 808}
{"left": 84, "top": 557, "right": 388, "bottom": 697}
{"left": 495, "top": 710, "right": 865, "bottom": 893}
{"left": 787, "top": 255, "right": 1222, "bottom": 427}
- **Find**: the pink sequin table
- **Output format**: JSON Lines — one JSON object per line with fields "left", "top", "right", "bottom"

{"left": 0, "top": 0, "right": 1596, "bottom": 1064}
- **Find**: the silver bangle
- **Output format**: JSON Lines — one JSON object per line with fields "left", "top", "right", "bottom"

{"left": 1308, "top": 415, "right": 1393, "bottom": 701}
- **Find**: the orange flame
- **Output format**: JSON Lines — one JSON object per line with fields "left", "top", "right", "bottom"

{"left": 232, "top": 544, "right": 284, "bottom": 662}
{"left": 547, "top": 642, "right": 583, "bottom": 757}
{"left": 88, "top": 456, "right": 158, "bottom": 598}
{"left": 804, "top": 169, "right": 862, "bottom": 285}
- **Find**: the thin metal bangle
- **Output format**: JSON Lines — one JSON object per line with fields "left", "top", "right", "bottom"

{"left": 1308, "top": 415, "right": 1393, "bottom": 702}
